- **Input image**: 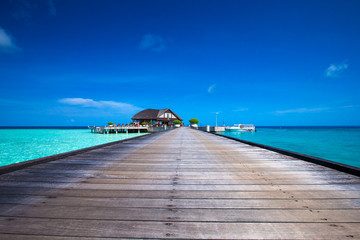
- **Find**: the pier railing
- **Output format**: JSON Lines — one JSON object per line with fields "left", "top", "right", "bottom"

{"left": 88, "top": 125, "right": 175, "bottom": 134}
{"left": 88, "top": 126, "right": 148, "bottom": 134}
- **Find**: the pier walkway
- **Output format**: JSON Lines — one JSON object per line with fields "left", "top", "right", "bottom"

{"left": 0, "top": 127, "right": 360, "bottom": 239}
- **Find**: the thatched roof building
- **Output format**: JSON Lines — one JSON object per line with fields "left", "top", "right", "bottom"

{"left": 131, "top": 109, "right": 182, "bottom": 125}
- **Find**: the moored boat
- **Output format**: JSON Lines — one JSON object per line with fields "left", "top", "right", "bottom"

{"left": 225, "top": 124, "right": 256, "bottom": 132}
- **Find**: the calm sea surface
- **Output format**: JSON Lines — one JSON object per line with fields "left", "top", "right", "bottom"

{"left": 0, "top": 128, "right": 148, "bottom": 167}
{"left": 218, "top": 127, "right": 360, "bottom": 168}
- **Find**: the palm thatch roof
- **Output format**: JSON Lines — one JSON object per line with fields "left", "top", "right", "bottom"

{"left": 131, "top": 109, "right": 182, "bottom": 121}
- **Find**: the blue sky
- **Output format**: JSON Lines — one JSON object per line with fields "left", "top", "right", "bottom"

{"left": 0, "top": 0, "right": 359, "bottom": 126}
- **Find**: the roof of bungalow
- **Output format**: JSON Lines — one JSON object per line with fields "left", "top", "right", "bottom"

{"left": 131, "top": 108, "right": 183, "bottom": 121}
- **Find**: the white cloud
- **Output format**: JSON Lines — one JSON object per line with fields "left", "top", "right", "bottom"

{"left": 139, "top": 34, "right": 166, "bottom": 52}
{"left": 275, "top": 107, "right": 329, "bottom": 115}
{"left": 233, "top": 108, "right": 248, "bottom": 112}
{"left": 48, "top": 0, "right": 56, "bottom": 16}
{"left": 325, "top": 62, "right": 348, "bottom": 78}
{"left": 207, "top": 84, "right": 216, "bottom": 94}
{"left": 59, "top": 98, "right": 143, "bottom": 113}
{"left": 342, "top": 105, "right": 358, "bottom": 109}
{"left": 0, "top": 27, "right": 19, "bottom": 52}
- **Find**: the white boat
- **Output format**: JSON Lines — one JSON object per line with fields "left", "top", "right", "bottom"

{"left": 225, "top": 124, "right": 256, "bottom": 132}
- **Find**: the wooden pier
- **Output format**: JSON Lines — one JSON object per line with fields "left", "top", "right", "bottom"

{"left": 0, "top": 127, "right": 360, "bottom": 239}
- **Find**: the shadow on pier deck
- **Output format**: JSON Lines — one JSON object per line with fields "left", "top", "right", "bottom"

{"left": 0, "top": 127, "right": 360, "bottom": 239}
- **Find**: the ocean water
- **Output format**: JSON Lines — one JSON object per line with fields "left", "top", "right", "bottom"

{"left": 0, "top": 128, "right": 148, "bottom": 167}
{"left": 218, "top": 127, "right": 360, "bottom": 168}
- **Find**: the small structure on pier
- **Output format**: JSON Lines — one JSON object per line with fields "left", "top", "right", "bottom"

{"left": 131, "top": 108, "right": 182, "bottom": 126}
{"left": 89, "top": 108, "right": 182, "bottom": 134}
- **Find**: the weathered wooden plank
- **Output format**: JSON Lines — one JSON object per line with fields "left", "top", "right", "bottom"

{"left": 0, "top": 217, "right": 359, "bottom": 239}
{"left": 3, "top": 170, "right": 356, "bottom": 182}
{"left": 1, "top": 176, "right": 359, "bottom": 185}
{"left": 0, "top": 234, "right": 91, "bottom": 240}
{"left": 1, "top": 181, "right": 360, "bottom": 191}
{"left": 27, "top": 164, "right": 335, "bottom": 172}
{"left": 5, "top": 170, "right": 353, "bottom": 180}
{"left": 16, "top": 165, "right": 347, "bottom": 173}
{"left": 1, "top": 196, "right": 359, "bottom": 209}
{"left": 2, "top": 204, "right": 360, "bottom": 223}
{"left": 46, "top": 158, "right": 311, "bottom": 163}
{"left": 2, "top": 187, "right": 360, "bottom": 199}
{"left": 32, "top": 157, "right": 330, "bottom": 165}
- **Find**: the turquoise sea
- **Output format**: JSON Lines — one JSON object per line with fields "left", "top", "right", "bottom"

{"left": 0, "top": 128, "right": 148, "bottom": 167}
{"left": 218, "top": 127, "right": 360, "bottom": 168}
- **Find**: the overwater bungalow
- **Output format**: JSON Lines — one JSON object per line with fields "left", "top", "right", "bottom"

{"left": 131, "top": 108, "right": 182, "bottom": 126}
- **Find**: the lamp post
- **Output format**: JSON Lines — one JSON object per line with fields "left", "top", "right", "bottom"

{"left": 216, "top": 112, "right": 218, "bottom": 127}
